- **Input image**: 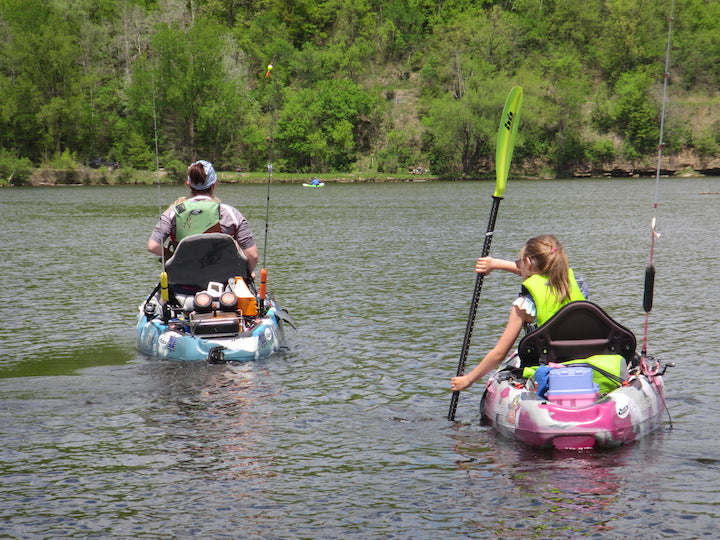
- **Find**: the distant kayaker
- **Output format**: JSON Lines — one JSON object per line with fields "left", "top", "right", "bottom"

{"left": 451, "top": 234, "right": 587, "bottom": 392}
{"left": 147, "top": 159, "right": 259, "bottom": 273}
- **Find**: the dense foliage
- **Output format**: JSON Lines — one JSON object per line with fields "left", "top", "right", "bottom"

{"left": 0, "top": 0, "right": 718, "bottom": 180}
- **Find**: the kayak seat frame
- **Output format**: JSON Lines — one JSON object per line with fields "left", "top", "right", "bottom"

{"left": 517, "top": 300, "right": 636, "bottom": 368}
{"left": 165, "top": 233, "right": 250, "bottom": 293}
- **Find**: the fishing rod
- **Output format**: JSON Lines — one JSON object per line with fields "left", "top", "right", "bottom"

{"left": 640, "top": 0, "right": 675, "bottom": 375}
{"left": 258, "top": 61, "right": 276, "bottom": 313}
{"left": 150, "top": 57, "right": 171, "bottom": 310}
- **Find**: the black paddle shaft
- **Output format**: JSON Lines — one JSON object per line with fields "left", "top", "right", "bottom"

{"left": 448, "top": 195, "right": 503, "bottom": 421}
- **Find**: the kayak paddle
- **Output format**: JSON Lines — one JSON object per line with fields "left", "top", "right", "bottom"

{"left": 448, "top": 86, "right": 523, "bottom": 422}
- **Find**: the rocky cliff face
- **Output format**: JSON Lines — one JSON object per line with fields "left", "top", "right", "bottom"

{"left": 568, "top": 150, "right": 720, "bottom": 178}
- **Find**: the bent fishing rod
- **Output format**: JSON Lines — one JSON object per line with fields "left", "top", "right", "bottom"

{"left": 641, "top": 0, "right": 675, "bottom": 374}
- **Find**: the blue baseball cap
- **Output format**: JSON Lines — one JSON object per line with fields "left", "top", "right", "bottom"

{"left": 188, "top": 160, "right": 217, "bottom": 189}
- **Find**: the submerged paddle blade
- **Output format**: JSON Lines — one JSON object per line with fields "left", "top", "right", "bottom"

{"left": 494, "top": 86, "right": 524, "bottom": 198}
{"left": 276, "top": 308, "right": 296, "bottom": 329}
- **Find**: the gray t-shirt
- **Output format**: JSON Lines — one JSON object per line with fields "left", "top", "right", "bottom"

{"left": 150, "top": 195, "right": 256, "bottom": 251}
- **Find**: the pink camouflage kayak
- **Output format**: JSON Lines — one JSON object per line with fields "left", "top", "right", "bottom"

{"left": 480, "top": 301, "right": 671, "bottom": 450}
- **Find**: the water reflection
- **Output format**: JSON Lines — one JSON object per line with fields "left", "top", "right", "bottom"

{"left": 449, "top": 427, "right": 672, "bottom": 538}
{"left": 0, "top": 343, "right": 135, "bottom": 379}
{"left": 138, "top": 360, "right": 281, "bottom": 483}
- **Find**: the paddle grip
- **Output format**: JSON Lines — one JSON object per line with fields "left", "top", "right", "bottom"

{"left": 259, "top": 268, "right": 267, "bottom": 299}
{"left": 643, "top": 264, "right": 655, "bottom": 313}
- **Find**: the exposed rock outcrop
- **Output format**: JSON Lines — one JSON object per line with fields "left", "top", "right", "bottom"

{"left": 568, "top": 150, "right": 720, "bottom": 178}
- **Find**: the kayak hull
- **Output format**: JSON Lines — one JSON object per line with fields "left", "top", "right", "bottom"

{"left": 136, "top": 303, "right": 285, "bottom": 362}
{"left": 481, "top": 370, "right": 666, "bottom": 450}
{"left": 134, "top": 233, "right": 291, "bottom": 362}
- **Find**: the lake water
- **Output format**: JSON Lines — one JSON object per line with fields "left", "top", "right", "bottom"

{"left": 1, "top": 177, "right": 719, "bottom": 538}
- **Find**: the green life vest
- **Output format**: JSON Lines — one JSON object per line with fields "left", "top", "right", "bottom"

{"left": 522, "top": 354, "right": 627, "bottom": 394}
{"left": 522, "top": 268, "right": 586, "bottom": 326}
{"left": 174, "top": 199, "right": 221, "bottom": 241}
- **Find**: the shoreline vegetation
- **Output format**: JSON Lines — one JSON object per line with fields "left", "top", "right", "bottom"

{"left": 3, "top": 2, "right": 720, "bottom": 190}
{"left": 4, "top": 163, "right": 716, "bottom": 187}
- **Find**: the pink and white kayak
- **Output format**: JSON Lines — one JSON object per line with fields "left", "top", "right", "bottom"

{"left": 479, "top": 301, "right": 671, "bottom": 450}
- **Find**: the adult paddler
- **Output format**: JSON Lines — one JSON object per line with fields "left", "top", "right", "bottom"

{"left": 147, "top": 159, "right": 259, "bottom": 274}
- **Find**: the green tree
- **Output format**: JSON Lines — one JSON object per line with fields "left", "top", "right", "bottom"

{"left": 0, "top": 0, "right": 129, "bottom": 162}
{"left": 600, "top": 69, "right": 659, "bottom": 158}
{"left": 375, "top": 0, "right": 431, "bottom": 61}
{"left": 0, "top": 148, "right": 32, "bottom": 185}
{"left": 128, "top": 17, "right": 259, "bottom": 166}
{"left": 0, "top": 0, "right": 88, "bottom": 160}
{"left": 592, "top": 0, "right": 666, "bottom": 84}
{"left": 0, "top": 0, "right": 715, "bottom": 176}
{"left": 420, "top": 5, "right": 518, "bottom": 100}
{"left": 673, "top": 0, "right": 720, "bottom": 89}
{"left": 275, "top": 79, "right": 375, "bottom": 171}
{"left": 422, "top": 82, "right": 509, "bottom": 176}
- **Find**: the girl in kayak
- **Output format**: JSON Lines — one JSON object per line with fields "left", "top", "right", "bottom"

{"left": 451, "top": 234, "right": 587, "bottom": 391}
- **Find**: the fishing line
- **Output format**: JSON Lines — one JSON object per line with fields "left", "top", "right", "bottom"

{"left": 641, "top": 0, "right": 675, "bottom": 371}
{"left": 151, "top": 61, "right": 165, "bottom": 269}
{"left": 150, "top": 57, "right": 170, "bottom": 312}
{"left": 262, "top": 135, "right": 272, "bottom": 271}
{"left": 256, "top": 61, "right": 277, "bottom": 314}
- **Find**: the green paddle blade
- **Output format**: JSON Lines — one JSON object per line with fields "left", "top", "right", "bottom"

{"left": 494, "top": 86, "right": 524, "bottom": 198}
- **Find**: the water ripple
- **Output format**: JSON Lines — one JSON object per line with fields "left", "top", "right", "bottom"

{"left": 1, "top": 180, "right": 719, "bottom": 538}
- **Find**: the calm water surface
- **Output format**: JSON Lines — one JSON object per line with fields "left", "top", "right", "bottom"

{"left": 1, "top": 178, "right": 719, "bottom": 538}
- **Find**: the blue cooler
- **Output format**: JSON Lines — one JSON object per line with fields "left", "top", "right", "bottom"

{"left": 547, "top": 366, "right": 599, "bottom": 406}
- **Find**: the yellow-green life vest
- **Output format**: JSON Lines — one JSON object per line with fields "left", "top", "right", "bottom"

{"left": 174, "top": 199, "right": 221, "bottom": 241}
{"left": 522, "top": 268, "right": 586, "bottom": 326}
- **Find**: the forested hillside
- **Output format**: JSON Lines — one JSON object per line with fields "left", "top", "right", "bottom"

{"left": 1, "top": 0, "right": 719, "bottom": 183}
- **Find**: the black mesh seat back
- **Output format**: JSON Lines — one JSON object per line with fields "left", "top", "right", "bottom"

{"left": 165, "top": 233, "right": 249, "bottom": 291}
{"left": 517, "top": 301, "right": 636, "bottom": 367}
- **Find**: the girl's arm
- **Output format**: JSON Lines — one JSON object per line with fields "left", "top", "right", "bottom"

{"left": 476, "top": 256, "right": 521, "bottom": 276}
{"left": 450, "top": 306, "right": 528, "bottom": 391}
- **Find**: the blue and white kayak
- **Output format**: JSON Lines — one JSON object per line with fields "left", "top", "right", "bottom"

{"left": 136, "top": 300, "right": 287, "bottom": 362}
{"left": 135, "top": 233, "right": 292, "bottom": 363}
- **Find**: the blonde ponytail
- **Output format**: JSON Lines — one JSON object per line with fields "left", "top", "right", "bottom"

{"left": 521, "top": 235, "right": 572, "bottom": 301}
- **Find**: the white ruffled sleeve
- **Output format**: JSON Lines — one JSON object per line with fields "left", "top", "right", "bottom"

{"left": 513, "top": 294, "right": 536, "bottom": 319}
